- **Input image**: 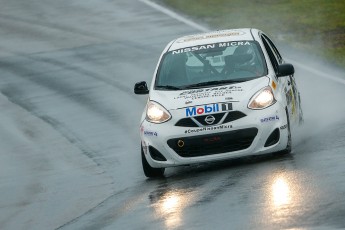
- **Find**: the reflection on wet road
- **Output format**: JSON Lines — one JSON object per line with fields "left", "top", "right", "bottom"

{"left": 271, "top": 176, "right": 291, "bottom": 206}
{"left": 150, "top": 188, "right": 197, "bottom": 229}
{"left": 266, "top": 171, "right": 305, "bottom": 226}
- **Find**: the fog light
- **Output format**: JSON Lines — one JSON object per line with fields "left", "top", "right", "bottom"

{"left": 177, "top": 140, "right": 185, "bottom": 148}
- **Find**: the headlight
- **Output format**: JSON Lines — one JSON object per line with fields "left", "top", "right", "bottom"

{"left": 146, "top": 101, "right": 171, "bottom": 123}
{"left": 248, "top": 86, "right": 276, "bottom": 109}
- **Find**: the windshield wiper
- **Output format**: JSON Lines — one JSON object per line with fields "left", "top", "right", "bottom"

{"left": 184, "top": 79, "right": 245, "bottom": 89}
{"left": 155, "top": 85, "right": 184, "bottom": 90}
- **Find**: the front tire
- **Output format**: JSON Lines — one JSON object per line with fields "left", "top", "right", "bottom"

{"left": 141, "top": 145, "right": 165, "bottom": 178}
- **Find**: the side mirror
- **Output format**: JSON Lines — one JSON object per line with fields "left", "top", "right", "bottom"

{"left": 134, "top": 81, "right": 149, "bottom": 95}
{"left": 277, "top": 63, "right": 295, "bottom": 77}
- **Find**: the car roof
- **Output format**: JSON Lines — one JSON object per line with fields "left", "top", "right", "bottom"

{"left": 168, "top": 28, "right": 258, "bottom": 51}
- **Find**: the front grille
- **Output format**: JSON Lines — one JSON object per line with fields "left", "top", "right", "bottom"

{"left": 175, "top": 118, "right": 196, "bottom": 127}
{"left": 175, "top": 111, "right": 246, "bottom": 127}
{"left": 194, "top": 113, "right": 225, "bottom": 126}
{"left": 167, "top": 128, "right": 258, "bottom": 157}
{"left": 223, "top": 111, "right": 246, "bottom": 123}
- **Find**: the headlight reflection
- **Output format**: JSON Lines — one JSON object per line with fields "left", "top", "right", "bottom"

{"left": 272, "top": 177, "right": 291, "bottom": 206}
{"left": 161, "top": 195, "right": 180, "bottom": 213}
{"left": 150, "top": 189, "right": 196, "bottom": 229}
{"left": 266, "top": 172, "right": 306, "bottom": 224}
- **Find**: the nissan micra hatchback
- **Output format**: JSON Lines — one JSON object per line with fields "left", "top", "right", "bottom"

{"left": 134, "top": 28, "right": 303, "bottom": 177}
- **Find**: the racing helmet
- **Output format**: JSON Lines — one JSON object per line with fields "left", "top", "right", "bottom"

{"left": 233, "top": 45, "right": 256, "bottom": 68}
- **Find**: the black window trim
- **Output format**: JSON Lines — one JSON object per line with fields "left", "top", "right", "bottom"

{"left": 260, "top": 34, "right": 280, "bottom": 75}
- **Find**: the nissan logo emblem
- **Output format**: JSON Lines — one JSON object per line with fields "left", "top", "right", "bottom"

{"left": 205, "top": 115, "right": 216, "bottom": 125}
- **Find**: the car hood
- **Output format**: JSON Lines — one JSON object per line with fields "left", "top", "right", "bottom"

{"left": 149, "top": 76, "right": 270, "bottom": 110}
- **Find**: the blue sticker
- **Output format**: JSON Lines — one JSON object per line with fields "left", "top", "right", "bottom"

{"left": 261, "top": 115, "right": 279, "bottom": 123}
{"left": 144, "top": 131, "right": 158, "bottom": 137}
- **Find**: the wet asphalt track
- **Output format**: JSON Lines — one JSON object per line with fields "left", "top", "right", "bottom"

{"left": 1, "top": 0, "right": 345, "bottom": 229}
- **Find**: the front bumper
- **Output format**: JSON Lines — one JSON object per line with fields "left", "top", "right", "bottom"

{"left": 140, "top": 103, "right": 289, "bottom": 168}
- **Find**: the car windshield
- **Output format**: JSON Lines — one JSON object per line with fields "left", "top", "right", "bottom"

{"left": 155, "top": 41, "right": 267, "bottom": 90}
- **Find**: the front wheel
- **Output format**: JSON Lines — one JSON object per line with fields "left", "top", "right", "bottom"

{"left": 141, "top": 145, "right": 165, "bottom": 178}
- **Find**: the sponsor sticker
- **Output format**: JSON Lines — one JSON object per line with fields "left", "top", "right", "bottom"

{"left": 184, "top": 124, "right": 232, "bottom": 134}
{"left": 280, "top": 124, "right": 288, "bottom": 130}
{"left": 174, "top": 86, "right": 242, "bottom": 100}
{"left": 185, "top": 103, "right": 232, "bottom": 117}
{"left": 271, "top": 81, "right": 277, "bottom": 90}
{"left": 286, "top": 89, "right": 296, "bottom": 114}
{"left": 177, "top": 31, "right": 245, "bottom": 43}
{"left": 203, "top": 136, "right": 221, "bottom": 143}
{"left": 172, "top": 41, "right": 250, "bottom": 54}
{"left": 143, "top": 130, "right": 158, "bottom": 137}
{"left": 261, "top": 115, "right": 279, "bottom": 123}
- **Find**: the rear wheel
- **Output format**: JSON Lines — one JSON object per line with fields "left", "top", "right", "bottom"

{"left": 141, "top": 145, "right": 165, "bottom": 178}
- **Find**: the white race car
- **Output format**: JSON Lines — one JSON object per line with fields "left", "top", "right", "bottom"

{"left": 134, "top": 28, "right": 303, "bottom": 177}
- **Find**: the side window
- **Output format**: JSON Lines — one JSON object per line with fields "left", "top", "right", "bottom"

{"left": 263, "top": 35, "right": 283, "bottom": 64}
{"left": 261, "top": 35, "right": 279, "bottom": 74}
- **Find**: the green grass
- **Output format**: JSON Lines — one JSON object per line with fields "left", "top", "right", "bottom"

{"left": 160, "top": 0, "right": 345, "bottom": 67}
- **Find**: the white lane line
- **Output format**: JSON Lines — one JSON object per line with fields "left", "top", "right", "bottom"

{"left": 138, "top": 0, "right": 209, "bottom": 32}
{"left": 140, "top": 0, "right": 345, "bottom": 85}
